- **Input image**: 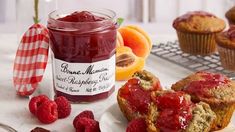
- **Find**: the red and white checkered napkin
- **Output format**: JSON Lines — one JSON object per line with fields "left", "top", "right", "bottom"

{"left": 13, "top": 24, "right": 49, "bottom": 96}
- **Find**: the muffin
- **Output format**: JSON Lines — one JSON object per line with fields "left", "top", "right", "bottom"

{"left": 117, "top": 70, "right": 162, "bottom": 121}
{"left": 147, "top": 90, "right": 216, "bottom": 132}
{"left": 216, "top": 26, "right": 235, "bottom": 71}
{"left": 172, "top": 71, "right": 235, "bottom": 130}
{"left": 173, "top": 11, "right": 225, "bottom": 55}
{"left": 226, "top": 6, "right": 235, "bottom": 26}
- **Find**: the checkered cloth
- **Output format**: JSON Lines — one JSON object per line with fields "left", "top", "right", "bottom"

{"left": 13, "top": 24, "right": 49, "bottom": 96}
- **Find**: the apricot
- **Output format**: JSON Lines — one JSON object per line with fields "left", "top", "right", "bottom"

{"left": 126, "top": 25, "right": 152, "bottom": 51}
{"left": 116, "top": 46, "right": 145, "bottom": 81}
{"left": 116, "top": 31, "right": 124, "bottom": 47}
{"left": 118, "top": 25, "right": 152, "bottom": 58}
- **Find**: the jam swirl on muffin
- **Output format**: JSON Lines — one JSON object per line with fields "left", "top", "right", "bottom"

{"left": 117, "top": 70, "right": 162, "bottom": 121}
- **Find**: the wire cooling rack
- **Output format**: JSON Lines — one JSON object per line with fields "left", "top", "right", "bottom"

{"left": 151, "top": 41, "right": 235, "bottom": 78}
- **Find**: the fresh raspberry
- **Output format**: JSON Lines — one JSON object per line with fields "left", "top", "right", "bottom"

{"left": 126, "top": 118, "right": 147, "bottom": 132}
{"left": 75, "top": 117, "right": 100, "bottom": 132}
{"left": 54, "top": 96, "right": 71, "bottom": 119}
{"left": 73, "top": 110, "right": 94, "bottom": 128}
{"left": 29, "top": 95, "right": 49, "bottom": 115}
{"left": 37, "top": 101, "right": 58, "bottom": 124}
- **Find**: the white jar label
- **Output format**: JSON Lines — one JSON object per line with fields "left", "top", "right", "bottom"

{"left": 52, "top": 55, "right": 115, "bottom": 95}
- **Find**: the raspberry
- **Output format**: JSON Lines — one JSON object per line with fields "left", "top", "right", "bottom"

{"left": 75, "top": 117, "right": 100, "bottom": 132}
{"left": 37, "top": 101, "right": 58, "bottom": 124}
{"left": 126, "top": 118, "right": 147, "bottom": 132}
{"left": 29, "top": 95, "right": 49, "bottom": 115}
{"left": 73, "top": 110, "right": 94, "bottom": 128}
{"left": 54, "top": 96, "right": 71, "bottom": 119}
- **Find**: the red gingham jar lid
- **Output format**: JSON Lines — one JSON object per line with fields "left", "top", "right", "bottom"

{"left": 13, "top": 24, "right": 49, "bottom": 96}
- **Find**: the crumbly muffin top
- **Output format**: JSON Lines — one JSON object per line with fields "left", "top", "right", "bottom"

{"left": 216, "top": 26, "right": 235, "bottom": 49}
{"left": 118, "top": 70, "right": 162, "bottom": 117}
{"left": 173, "top": 11, "right": 225, "bottom": 33}
{"left": 186, "top": 102, "right": 216, "bottom": 132}
{"left": 226, "top": 6, "right": 235, "bottom": 22}
{"left": 132, "top": 70, "right": 162, "bottom": 91}
{"left": 171, "top": 71, "right": 235, "bottom": 104}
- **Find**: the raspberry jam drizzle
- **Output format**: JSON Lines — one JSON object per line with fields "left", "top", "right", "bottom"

{"left": 173, "top": 11, "right": 215, "bottom": 28}
{"left": 155, "top": 92, "right": 193, "bottom": 132}
{"left": 184, "top": 71, "right": 229, "bottom": 98}
{"left": 120, "top": 78, "right": 151, "bottom": 114}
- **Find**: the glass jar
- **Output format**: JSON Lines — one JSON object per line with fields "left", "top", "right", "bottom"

{"left": 47, "top": 9, "right": 117, "bottom": 103}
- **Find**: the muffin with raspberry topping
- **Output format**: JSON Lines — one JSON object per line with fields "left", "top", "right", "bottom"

{"left": 173, "top": 11, "right": 225, "bottom": 55}
{"left": 216, "top": 26, "right": 235, "bottom": 71}
{"left": 147, "top": 90, "right": 216, "bottom": 132}
{"left": 117, "top": 70, "right": 162, "bottom": 121}
{"left": 172, "top": 71, "right": 235, "bottom": 130}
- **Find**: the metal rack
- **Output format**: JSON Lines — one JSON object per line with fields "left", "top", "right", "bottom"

{"left": 151, "top": 41, "right": 235, "bottom": 78}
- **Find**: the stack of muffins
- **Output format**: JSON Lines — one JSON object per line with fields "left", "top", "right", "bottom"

{"left": 173, "top": 7, "right": 235, "bottom": 71}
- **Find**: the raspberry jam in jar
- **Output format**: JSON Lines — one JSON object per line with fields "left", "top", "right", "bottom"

{"left": 47, "top": 9, "right": 117, "bottom": 103}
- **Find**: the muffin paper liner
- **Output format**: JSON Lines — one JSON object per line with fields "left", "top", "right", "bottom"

{"left": 176, "top": 31, "right": 217, "bottom": 55}
{"left": 217, "top": 46, "right": 235, "bottom": 71}
{"left": 210, "top": 103, "right": 235, "bottom": 131}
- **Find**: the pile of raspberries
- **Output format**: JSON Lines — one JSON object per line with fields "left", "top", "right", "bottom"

{"left": 28, "top": 95, "right": 100, "bottom": 132}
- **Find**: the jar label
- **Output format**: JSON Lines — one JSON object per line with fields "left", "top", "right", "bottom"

{"left": 52, "top": 55, "right": 115, "bottom": 95}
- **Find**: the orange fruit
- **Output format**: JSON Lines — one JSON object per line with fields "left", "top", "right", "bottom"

{"left": 118, "top": 25, "right": 152, "bottom": 58}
